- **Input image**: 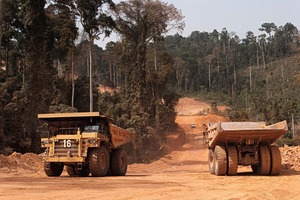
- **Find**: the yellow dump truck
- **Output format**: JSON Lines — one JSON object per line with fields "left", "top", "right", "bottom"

{"left": 205, "top": 121, "right": 288, "bottom": 176}
{"left": 38, "top": 112, "right": 134, "bottom": 177}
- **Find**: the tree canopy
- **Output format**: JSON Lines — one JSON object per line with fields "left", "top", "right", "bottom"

{"left": 0, "top": 0, "right": 299, "bottom": 157}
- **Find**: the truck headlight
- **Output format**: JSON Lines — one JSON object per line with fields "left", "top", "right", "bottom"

{"left": 41, "top": 139, "right": 52, "bottom": 147}
{"left": 88, "top": 139, "right": 98, "bottom": 146}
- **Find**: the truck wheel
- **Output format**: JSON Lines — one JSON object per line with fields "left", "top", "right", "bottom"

{"left": 208, "top": 148, "right": 215, "bottom": 174}
{"left": 44, "top": 162, "right": 64, "bottom": 177}
{"left": 66, "top": 166, "right": 77, "bottom": 176}
{"left": 111, "top": 148, "right": 127, "bottom": 176}
{"left": 251, "top": 165, "right": 258, "bottom": 173}
{"left": 89, "top": 146, "right": 109, "bottom": 177}
{"left": 269, "top": 145, "right": 281, "bottom": 175}
{"left": 227, "top": 145, "right": 238, "bottom": 176}
{"left": 257, "top": 145, "right": 271, "bottom": 175}
{"left": 214, "top": 145, "right": 227, "bottom": 176}
{"left": 76, "top": 165, "right": 90, "bottom": 177}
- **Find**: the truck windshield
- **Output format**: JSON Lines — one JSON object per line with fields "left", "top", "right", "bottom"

{"left": 84, "top": 125, "right": 100, "bottom": 132}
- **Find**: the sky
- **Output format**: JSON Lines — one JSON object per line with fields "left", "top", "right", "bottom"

{"left": 98, "top": 0, "right": 300, "bottom": 48}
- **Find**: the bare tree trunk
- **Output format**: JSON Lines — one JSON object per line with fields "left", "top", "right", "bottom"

{"left": 109, "top": 60, "right": 112, "bottom": 84}
{"left": 208, "top": 61, "right": 211, "bottom": 91}
{"left": 261, "top": 44, "right": 266, "bottom": 69}
{"left": 0, "top": 0, "right": 3, "bottom": 49}
{"left": 256, "top": 43, "right": 260, "bottom": 69}
{"left": 113, "top": 64, "right": 117, "bottom": 86}
{"left": 176, "top": 70, "right": 180, "bottom": 92}
{"left": 89, "top": 35, "right": 94, "bottom": 112}
{"left": 185, "top": 71, "right": 189, "bottom": 92}
{"left": 86, "top": 51, "right": 89, "bottom": 77}
{"left": 249, "top": 66, "right": 252, "bottom": 93}
{"left": 154, "top": 39, "right": 157, "bottom": 70}
{"left": 232, "top": 65, "right": 237, "bottom": 99}
{"left": 71, "top": 50, "right": 75, "bottom": 108}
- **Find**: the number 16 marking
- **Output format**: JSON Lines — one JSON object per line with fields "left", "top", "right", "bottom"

{"left": 63, "top": 139, "right": 72, "bottom": 148}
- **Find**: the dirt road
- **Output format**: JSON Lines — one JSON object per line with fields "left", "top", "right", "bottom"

{"left": 0, "top": 98, "right": 299, "bottom": 200}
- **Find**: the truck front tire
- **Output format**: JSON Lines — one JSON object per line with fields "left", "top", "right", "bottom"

{"left": 44, "top": 162, "right": 64, "bottom": 177}
{"left": 89, "top": 146, "right": 110, "bottom": 177}
{"left": 66, "top": 166, "right": 77, "bottom": 176}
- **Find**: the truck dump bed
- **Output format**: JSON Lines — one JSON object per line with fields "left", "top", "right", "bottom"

{"left": 110, "top": 124, "right": 134, "bottom": 147}
{"left": 207, "top": 121, "right": 288, "bottom": 147}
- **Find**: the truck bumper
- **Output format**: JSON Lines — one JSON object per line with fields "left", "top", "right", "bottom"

{"left": 44, "top": 157, "right": 85, "bottom": 163}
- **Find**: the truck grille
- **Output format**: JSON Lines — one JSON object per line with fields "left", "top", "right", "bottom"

{"left": 54, "top": 139, "right": 79, "bottom": 157}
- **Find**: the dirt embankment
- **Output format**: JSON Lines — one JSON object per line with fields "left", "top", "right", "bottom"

{"left": 281, "top": 145, "right": 300, "bottom": 170}
{"left": 0, "top": 152, "right": 43, "bottom": 174}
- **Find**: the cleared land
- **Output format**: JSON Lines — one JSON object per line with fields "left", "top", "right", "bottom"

{"left": 0, "top": 98, "right": 299, "bottom": 200}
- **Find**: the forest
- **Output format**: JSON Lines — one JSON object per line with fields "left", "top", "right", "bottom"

{"left": 0, "top": 0, "right": 299, "bottom": 160}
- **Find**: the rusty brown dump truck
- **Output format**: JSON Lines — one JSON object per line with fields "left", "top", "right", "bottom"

{"left": 205, "top": 121, "right": 288, "bottom": 176}
{"left": 38, "top": 112, "right": 134, "bottom": 177}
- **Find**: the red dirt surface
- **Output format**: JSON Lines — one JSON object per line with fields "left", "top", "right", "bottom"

{"left": 0, "top": 97, "right": 299, "bottom": 200}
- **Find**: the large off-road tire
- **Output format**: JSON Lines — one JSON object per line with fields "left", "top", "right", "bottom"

{"left": 214, "top": 145, "right": 227, "bottom": 176}
{"left": 257, "top": 145, "right": 271, "bottom": 175}
{"left": 66, "top": 166, "right": 77, "bottom": 176}
{"left": 106, "top": 165, "right": 112, "bottom": 176}
{"left": 111, "top": 148, "right": 127, "bottom": 176}
{"left": 76, "top": 165, "right": 90, "bottom": 177}
{"left": 227, "top": 145, "right": 238, "bottom": 176}
{"left": 66, "top": 165, "right": 90, "bottom": 177}
{"left": 44, "top": 162, "right": 64, "bottom": 177}
{"left": 208, "top": 148, "right": 215, "bottom": 174}
{"left": 89, "top": 146, "right": 110, "bottom": 177}
{"left": 251, "top": 165, "right": 258, "bottom": 173}
{"left": 269, "top": 145, "right": 281, "bottom": 175}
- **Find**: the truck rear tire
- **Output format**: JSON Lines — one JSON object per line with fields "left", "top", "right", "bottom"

{"left": 76, "top": 165, "right": 90, "bottom": 177}
{"left": 227, "top": 145, "right": 238, "bottom": 176}
{"left": 44, "top": 162, "right": 64, "bottom": 177}
{"left": 89, "top": 146, "right": 110, "bottom": 177}
{"left": 214, "top": 145, "right": 227, "bottom": 176}
{"left": 257, "top": 145, "right": 271, "bottom": 175}
{"left": 269, "top": 145, "right": 281, "bottom": 175}
{"left": 66, "top": 166, "right": 77, "bottom": 176}
{"left": 66, "top": 165, "right": 90, "bottom": 177}
{"left": 111, "top": 148, "right": 127, "bottom": 176}
{"left": 251, "top": 165, "right": 258, "bottom": 173}
{"left": 208, "top": 148, "right": 215, "bottom": 174}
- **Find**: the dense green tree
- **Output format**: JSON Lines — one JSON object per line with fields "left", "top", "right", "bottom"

{"left": 259, "top": 22, "right": 277, "bottom": 38}
{"left": 46, "top": 0, "right": 77, "bottom": 63}
{"left": 14, "top": 0, "right": 57, "bottom": 152}
{"left": 111, "top": 0, "right": 184, "bottom": 162}
{"left": 76, "top": 0, "right": 115, "bottom": 111}
{"left": 1, "top": 0, "right": 25, "bottom": 78}
{"left": 113, "top": 0, "right": 184, "bottom": 113}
